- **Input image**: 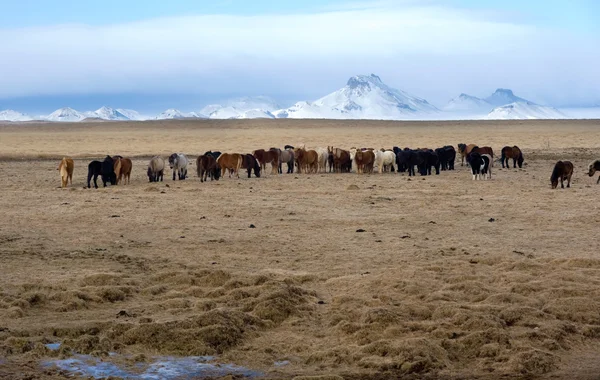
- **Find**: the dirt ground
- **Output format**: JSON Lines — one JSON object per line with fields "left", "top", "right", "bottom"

{"left": 0, "top": 119, "right": 599, "bottom": 379}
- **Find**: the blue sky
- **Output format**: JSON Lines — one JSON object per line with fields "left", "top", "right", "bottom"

{"left": 1, "top": 0, "right": 599, "bottom": 114}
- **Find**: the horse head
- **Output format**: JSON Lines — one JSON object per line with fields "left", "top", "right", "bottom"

{"left": 588, "top": 161, "right": 599, "bottom": 177}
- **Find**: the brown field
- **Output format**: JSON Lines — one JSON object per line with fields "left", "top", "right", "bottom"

{"left": 0, "top": 119, "right": 599, "bottom": 379}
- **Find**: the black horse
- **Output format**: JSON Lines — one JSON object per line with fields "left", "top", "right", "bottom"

{"left": 242, "top": 154, "right": 261, "bottom": 178}
{"left": 416, "top": 150, "right": 440, "bottom": 175}
{"left": 467, "top": 152, "right": 490, "bottom": 180}
{"left": 436, "top": 146, "right": 456, "bottom": 171}
{"left": 397, "top": 149, "right": 418, "bottom": 176}
{"left": 87, "top": 155, "right": 116, "bottom": 188}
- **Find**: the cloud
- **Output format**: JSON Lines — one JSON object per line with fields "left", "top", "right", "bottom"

{"left": 0, "top": 2, "right": 598, "bottom": 106}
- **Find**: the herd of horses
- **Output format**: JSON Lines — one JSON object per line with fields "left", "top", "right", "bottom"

{"left": 54, "top": 144, "right": 600, "bottom": 190}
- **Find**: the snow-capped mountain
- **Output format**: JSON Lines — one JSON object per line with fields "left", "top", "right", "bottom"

{"left": 155, "top": 109, "right": 205, "bottom": 120}
{"left": 45, "top": 107, "right": 86, "bottom": 122}
{"left": 443, "top": 93, "right": 492, "bottom": 112}
{"left": 485, "top": 88, "right": 528, "bottom": 107}
{"left": 89, "top": 106, "right": 130, "bottom": 120}
{"left": 274, "top": 74, "right": 439, "bottom": 120}
{"left": 201, "top": 96, "right": 280, "bottom": 119}
{"left": 0, "top": 110, "right": 34, "bottom": 122}
{"left": 236, "top": 109, "right": 276, "bottom": 119}
{"left": 204, "top": 106, "right": 275, "bottom": 119}
{"left": 485, "top": 102, "right": 565, "bottom": 120}
{"left": 116, "top": 109, "right": 147, "bottom": 121}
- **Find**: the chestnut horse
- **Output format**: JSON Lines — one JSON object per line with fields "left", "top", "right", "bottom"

{"left": 57, "top": 157, "right": 74, "bottom": 188}
{"left": 501, "top": 146, "right": 524, "bottom": 168}
{"left": 551, "top": 161, "right": 574, "bottom": 189}
{"left": 113, "top": 156, "right": 132, "bottom": 185}
{"left": 217, "top": 153, "right": 243, "bottom": 178}
{"left": 295, "top": 148, "right": 319, "bottom": 174}
{"left": 253, "top": 149, "right": 279, "bottom": 175}
{"left": 588, "top": 160, "right": 600, "bottom": 184}
{"left": 354, "top": 149, "right": 375, "bottom": 174}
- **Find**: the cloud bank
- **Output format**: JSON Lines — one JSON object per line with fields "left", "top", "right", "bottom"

{"left": 1, "top": 2, "right": 598, "bottom": 107}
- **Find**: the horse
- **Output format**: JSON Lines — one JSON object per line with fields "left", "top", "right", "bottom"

{"left": 217, "top": 153, "right": 243, "bottom": 178}
{"left": 315, "top": 147, "right": 329, "bottom": 173}
{"left": 416, "top": 149, "right": 440, "bottom": 176}
{"left": 481, "top": 154, "right": 493, "bottom": 179}
{"left": 113, "top": 156, "right": 132, "bottom": 185}
{"left": 87, "top": 155, "right": 116, "bottom": 188}
{"left": 204, "top": 151, "right": 222, "bottom": 180}
{"left": 57, "top": 157, "right": 74, "bottom": 188}
{"left": 196, "top": 154, "right": 219, "bottom": 182}
{"left": 435, "top": 146, "right": 456, "bottom": 171}
{"left": 168, "top": 153, "right": 189, "bottom": 180}
{"left": 501, "top": 146, "right": 524, "bottom": 168}
{"left": 467, "top": 152, "right": 490, "bottom": 180}
{"left": 551, "top": 161, "right": 574, "bottom": 189}
{"left": 327, "top": 146, "right": 335, "bottom": 172}
{"left": 253, "top": 149, "right": 279, "bottom": 175}
{"left": 354, "top": 149, "right": 375, "bottom": 174}
{"left": 374, "top": 150, "right": 397, "bottom": 174}
{"left": 269, "top": 148, "right": 282, "bottom": 175}
{"left": 241, "top": 154, "right": 261, "bottom": 178}
{"left": 588, "top": 160, "right": 600, "bottom": 184}
{"left": 458, "top": 143, "right": 477, "bottom": 166}
{"left": 278, "top": 148, "right": 295, "bottom": 174}
{"left": 397, "top": 149, "right": 418, "bottom": 176}
{"left": 147, "top": 156, "right": 165, "bottom": 182}
{"left": 473, "top": 146, "right": 494, "bottom": 166}
{"left": 284, "top": 145, "right": 295, "bottom": 150}
{"left": 295, "top": 148, "right": 319, "bottom": 174}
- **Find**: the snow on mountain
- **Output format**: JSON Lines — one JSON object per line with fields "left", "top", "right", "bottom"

{"left": 485, "top": 88, "right": 529, "bottom": 107}
{"left": 116, "top": 109, "right": 148, "bottom": 121}
{"left": 236, "top": 109, "right": 275, "bottom": 119}
{"left": 443, "top": 93, "right": 492, "bottom": 112}
{"left": 45, "top": 107, "right": 86, "bottom": 122}
{"left": 0, "top": 110, "right": 34, "bottom": 122}
{"left": 155, "top": 109, "right": 205, "bottom": 120}
{"left": 484, "top": 102, "right": 565, "bottom": 120}
{"left": 91, "top": 106, "right": 130, "bottom": 120}
{"left": 201, "top": 96, "right": 281, "bottom": 119}
{"left": 274, "top": 74, "right": 439, "bottom": 120}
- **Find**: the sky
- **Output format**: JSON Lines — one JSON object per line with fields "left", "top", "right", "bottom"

{"left": 1, "top": 0, "right": 599, "bottom": 114}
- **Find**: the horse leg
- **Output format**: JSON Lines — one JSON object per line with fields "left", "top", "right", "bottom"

{"left": 597, "top": 175, "right": 600, "bottom": 184}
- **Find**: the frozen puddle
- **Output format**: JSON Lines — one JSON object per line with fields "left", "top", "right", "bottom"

{"left": 42, "top": 343, "right": 261, "bottom": 379}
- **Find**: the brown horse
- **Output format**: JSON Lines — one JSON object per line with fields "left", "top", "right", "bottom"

{"left": 457, "top": 143, "right": 477, "bottom": 166}
{"left": 334, "top": 149, "right": 352, "bottom": 173}
{"left": 587, "top": 160, "right": 600, "bottom": 184}
{"left": 473, "top": 146, "right": 494, "bottom": 164}
{"left": 295, "top": 148, "right": 319, "bottom": 174}
{"left": 57, "top": 157, "right": 74, "bottom": 188}
{"left": 354, "top": 149, "right": 375, "bottom": 174}
{"left": 217, "top": 153, "right": 243, "bottom": 178}
{"left": 501, "top": 146, "right": 524, "bottom": 168}
{"left": 253, "top": 149, "right": 279, "bottom": 175}
{"left": 551, "top": 161, "right": 574, "bottom": 189}
{"left": 118, "top": 158, "right": 132, "bottom": 184}
{"left": 196, "top": 154, "right": 219, "bottom": 182}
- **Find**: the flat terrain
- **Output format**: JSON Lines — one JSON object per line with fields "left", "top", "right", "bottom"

{"left": 0, "top": 119, "right": 599, "bottom": 379}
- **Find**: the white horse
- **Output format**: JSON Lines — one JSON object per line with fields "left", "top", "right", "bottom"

{"left": 315, "top": 147, "right": 329, "bottom": 173}
{"left": 168, "top": 153, "right": 189, "bottom": 180}
{"left": 374, "top": 150, "right": 397, "bottom": 173}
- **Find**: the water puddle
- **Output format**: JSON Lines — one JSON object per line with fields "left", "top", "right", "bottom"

{"left": 42, "top": 343, "right": 261, "bottom": 379}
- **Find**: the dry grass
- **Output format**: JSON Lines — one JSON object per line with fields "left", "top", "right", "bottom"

{"left": 0, "top": 119, "right": 599, "bottom": 379}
